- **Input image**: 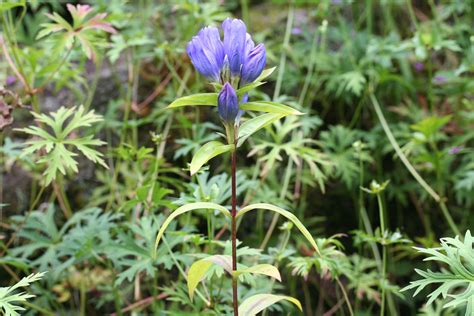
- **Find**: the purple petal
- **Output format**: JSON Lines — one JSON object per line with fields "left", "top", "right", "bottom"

{"left": 222, "top": 18, "right": 247, "bottom": 76}
{"left": 218, "top": 82, "right": 239, "bottom": 123}
{"left": 241, "top": 43, "right": 266, "bottom": 84}
{"left": 187, "top": 36, "right": 221, "bottom": 81}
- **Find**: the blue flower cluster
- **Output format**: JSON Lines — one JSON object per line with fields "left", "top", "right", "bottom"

{"left": 187, "top": 18, "right": 266, "bottom": 124}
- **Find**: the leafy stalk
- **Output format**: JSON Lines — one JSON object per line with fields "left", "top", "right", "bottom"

{"left": 231, "top": 145, "right": 239, "bottom": 316}
{"left": 369, "top": 92, "right": 460, "bottom": 236}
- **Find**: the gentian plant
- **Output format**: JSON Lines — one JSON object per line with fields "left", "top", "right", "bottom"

{"left": 154, "top": 18, "right": 320, "bottom": 315}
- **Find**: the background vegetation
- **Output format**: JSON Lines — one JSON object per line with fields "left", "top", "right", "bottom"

{"left": 0, "top": 0, "right": 473, "bottom": 315}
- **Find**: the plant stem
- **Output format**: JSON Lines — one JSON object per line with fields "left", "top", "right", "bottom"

{"left": 260, "top": 158, "right": 293, "bottom": 249}
{"left": 231, "top": 147, "right": 239, "bottom": 316}
{"left": 53, "top": 178, "right": 72, "bottom": 219}
{"left": 376, "top": 193, "right": 386, "bottom": 316}
{"left": 273, "top": 2, "right": 294, "bottom": 100}
{"left": 369, "top": 93, "right": 460, "bottom": 236}
{"left": 335, "top": 277, "right": 355, "bottom": 316}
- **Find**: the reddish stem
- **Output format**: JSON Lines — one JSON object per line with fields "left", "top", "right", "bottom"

{"left": 231, "top": 147, "right": 239, "bottom": 316}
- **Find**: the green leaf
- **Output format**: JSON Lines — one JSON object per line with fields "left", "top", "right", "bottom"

{"left": 190, "top": 141, "right": 234, "bottom": 175}
{"left": 338, "top": 71, "right": 366, "bottom": 96}
{"left": 187, "top": 255, "right": 233, "bottom": 300}
{"left": 235, "top": 67, "right": 276, "bottom": 95}
{"left": 167, "top": 93, "right": 217, "bottom": 108}
{"left": 237, "top": 203, "right": 320, "bottom": 255}
{"left": 0, "top": 272, "right": 46, "bottom": 316}
{"left": 233, "top": 264, "right": 281, "bottom": 281}
{"left": 410, "top": 115, "right": 452, "bottom": 139}
{"left": 187, "top": 260, "right": 213, "bottom": 301}
{"left": 255, "top": 66, "right": 276, "bottom": 82}
{"left": 401, "top": 230, "right": 474, "bottom": 315}
{"left": 0, "top": 1, "right": 25, "bottom": 12}
{"left": 16, "top": 105, "right": 106, "bottom": 185}
{"left": 238, "top": 294, "right": 302, "bottom": 316}
{"left": 237, "top": 81, "right": 265, "bottom": 96}
{"left": 153, "top": 203, "right": 231, "bottom": 256}
{"left": 237, "top": 113, "right": 284, "bottom": 147}
{"left": 240, "top": 101, "right": 302, "bottom": 116}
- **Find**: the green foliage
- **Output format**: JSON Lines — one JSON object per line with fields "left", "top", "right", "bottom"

{"left": 11, "top": 206, "right": 120, "bottom": 277}
{"left": 1, "top": 0, "right": 472, "bottom": 314}
{"left": 402, "top": 230, "right": 474, "bottom": 315}
{"left": 320, "top": 125, "right": 372, "bottom": 188}
{"left": 0, "top": 272, "right": 46, "bottom": 316}
{"left": 189, "top": 141, "right": 234, "bottom": 175}
{"left": 37, "top": 3, "right": 116, "bottom": 59}
{"left": 17, "top": 105, "right": 107, "bottom": 185}
{"left": 238, "top": 294, "right": 302, "bottom": 315}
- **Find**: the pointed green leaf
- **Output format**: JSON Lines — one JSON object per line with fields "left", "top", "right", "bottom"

{"left": 187, "top": 260, "right": 213, "bottom": 301}
{"left": 153, "top": 203, "right": 231, "bottom": 256}
{"left": 187, "top": 255, "right": 233, "bottom": 301}
{"left": 235, "top": 67, "right": 276, "bottom": 96}
{"left": 204, "top": 255, "right": 233, "bottom": 273}
{"left": 190, "top": 141, "right": 234, "bottom": 175}
{"left": 237, "top": 113, "right": 284, "bottom": 147}
{"left": 255, "top": 67, "right": 276, "bottom": 82}
{"left": 240, "top": 101, "right": 303, "bottom": 116}
{"left": 238, "top": 294, "right": 302, "bottom": 316}
{"left": 236, "top": 203, "right": 320, "bottom": 255}
{"left": 167, "top": 93, "right": 217, "bottom": 108}
{"left": 233, "top": 264, "right": 281, "bottom": 281}
{"left": 237, "top": 81, "right": 265, "bottom": 96}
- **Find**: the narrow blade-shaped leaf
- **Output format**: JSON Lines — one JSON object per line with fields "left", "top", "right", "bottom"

{"left": 237, "top": 203, "right": 320, "bottom": 255}
{"left": 238, "top": 294, "right": 302, "bottom": 316}
{"left": 153, "top": 202, "right": 230, "bottom": 257}
{"left": 237, "top": 81, "right": 265, "bottom": 96}
{"left": 190, "top": 141, "right": 234, "bottom": 175}
{"left": 167, "top": 93, "right": 217, "bottom": 108}
{"left": 233, "top": 264, "right": 281, "bottom": 281}
{"left": 237, "top": 113, "right": 284, "bottom": 147}
{"left": 255, "top": 66, "right": 276, "bottom": 82}
{"left": 240, "top": 101, "right": 302, "bottom": 116}
{"left": 187, "top": 260, "right": 213, "bottom": 301}
{"left": 187, "top": 255, "right": 233, "bottom": 300}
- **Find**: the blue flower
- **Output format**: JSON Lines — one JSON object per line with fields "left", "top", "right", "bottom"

{"left": 241, "top": 43, "right": 266, "bottom": 84}
{"left": 186, "top": 27, "right": 224, "bottom": 81}
{"left": 187, "top": 18, "right": 266, "bottom": 85}
{"left": 218, "top": 82, "right": 239, "bottom": 123}
{"left": 222, "top": 18, "right": 247, "bottom": 77}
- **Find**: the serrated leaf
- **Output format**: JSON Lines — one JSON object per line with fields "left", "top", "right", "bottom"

{"left": 238, "top": 294, "right": 302, "bottom": 315}
{"left": 16, "top": 105, "right": 106, "bottom": 185}
{"left": 237, "top": 113, "right": 284, "bottom": 147}
{"left": 154, "top": 203, "right": 231, "bottom": 256}
{"left": 233, "top": 264, "right": 281, "bottom": 281}
{"left": 190, "top": 141, "right": 234, "bottom": 175}
{"left": 167, "top": 93, "right": 218, "bottom": 108}
{"left": 187, "top": 255, "right": 233, "bottom": 300}
{"left": 0, "top": 272, "right": 46, "bottom": 316}
{"left": 401, "top": 230, "right": 474, "bottom": 316}
{"left": 240, "top": 101, "right": 302, "bottom": 116}
{"left": 237, "top": 203, "right": 320, "bottom": 255}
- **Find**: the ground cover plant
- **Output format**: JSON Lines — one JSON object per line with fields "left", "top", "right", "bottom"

{"left": 0, "top": 1, "right": 473, "bottom": 315}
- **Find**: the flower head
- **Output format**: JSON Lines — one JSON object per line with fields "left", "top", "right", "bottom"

{"left": 448, "top": 146, "right": 462, "bottom": 155}
{"left": 187, "top": 27, "right": 223, "bottom": 81}
{"left": 187, "top": 18, "right": 266, "bottom": 85}
{"left": 241, "top": 43, "right": 266, "bottom": 84}
{"left": 222, "top": 18, "right": 247, "bottom": 77}
{"left": 218, "top": 83, "right": 239, "bottom": 123}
